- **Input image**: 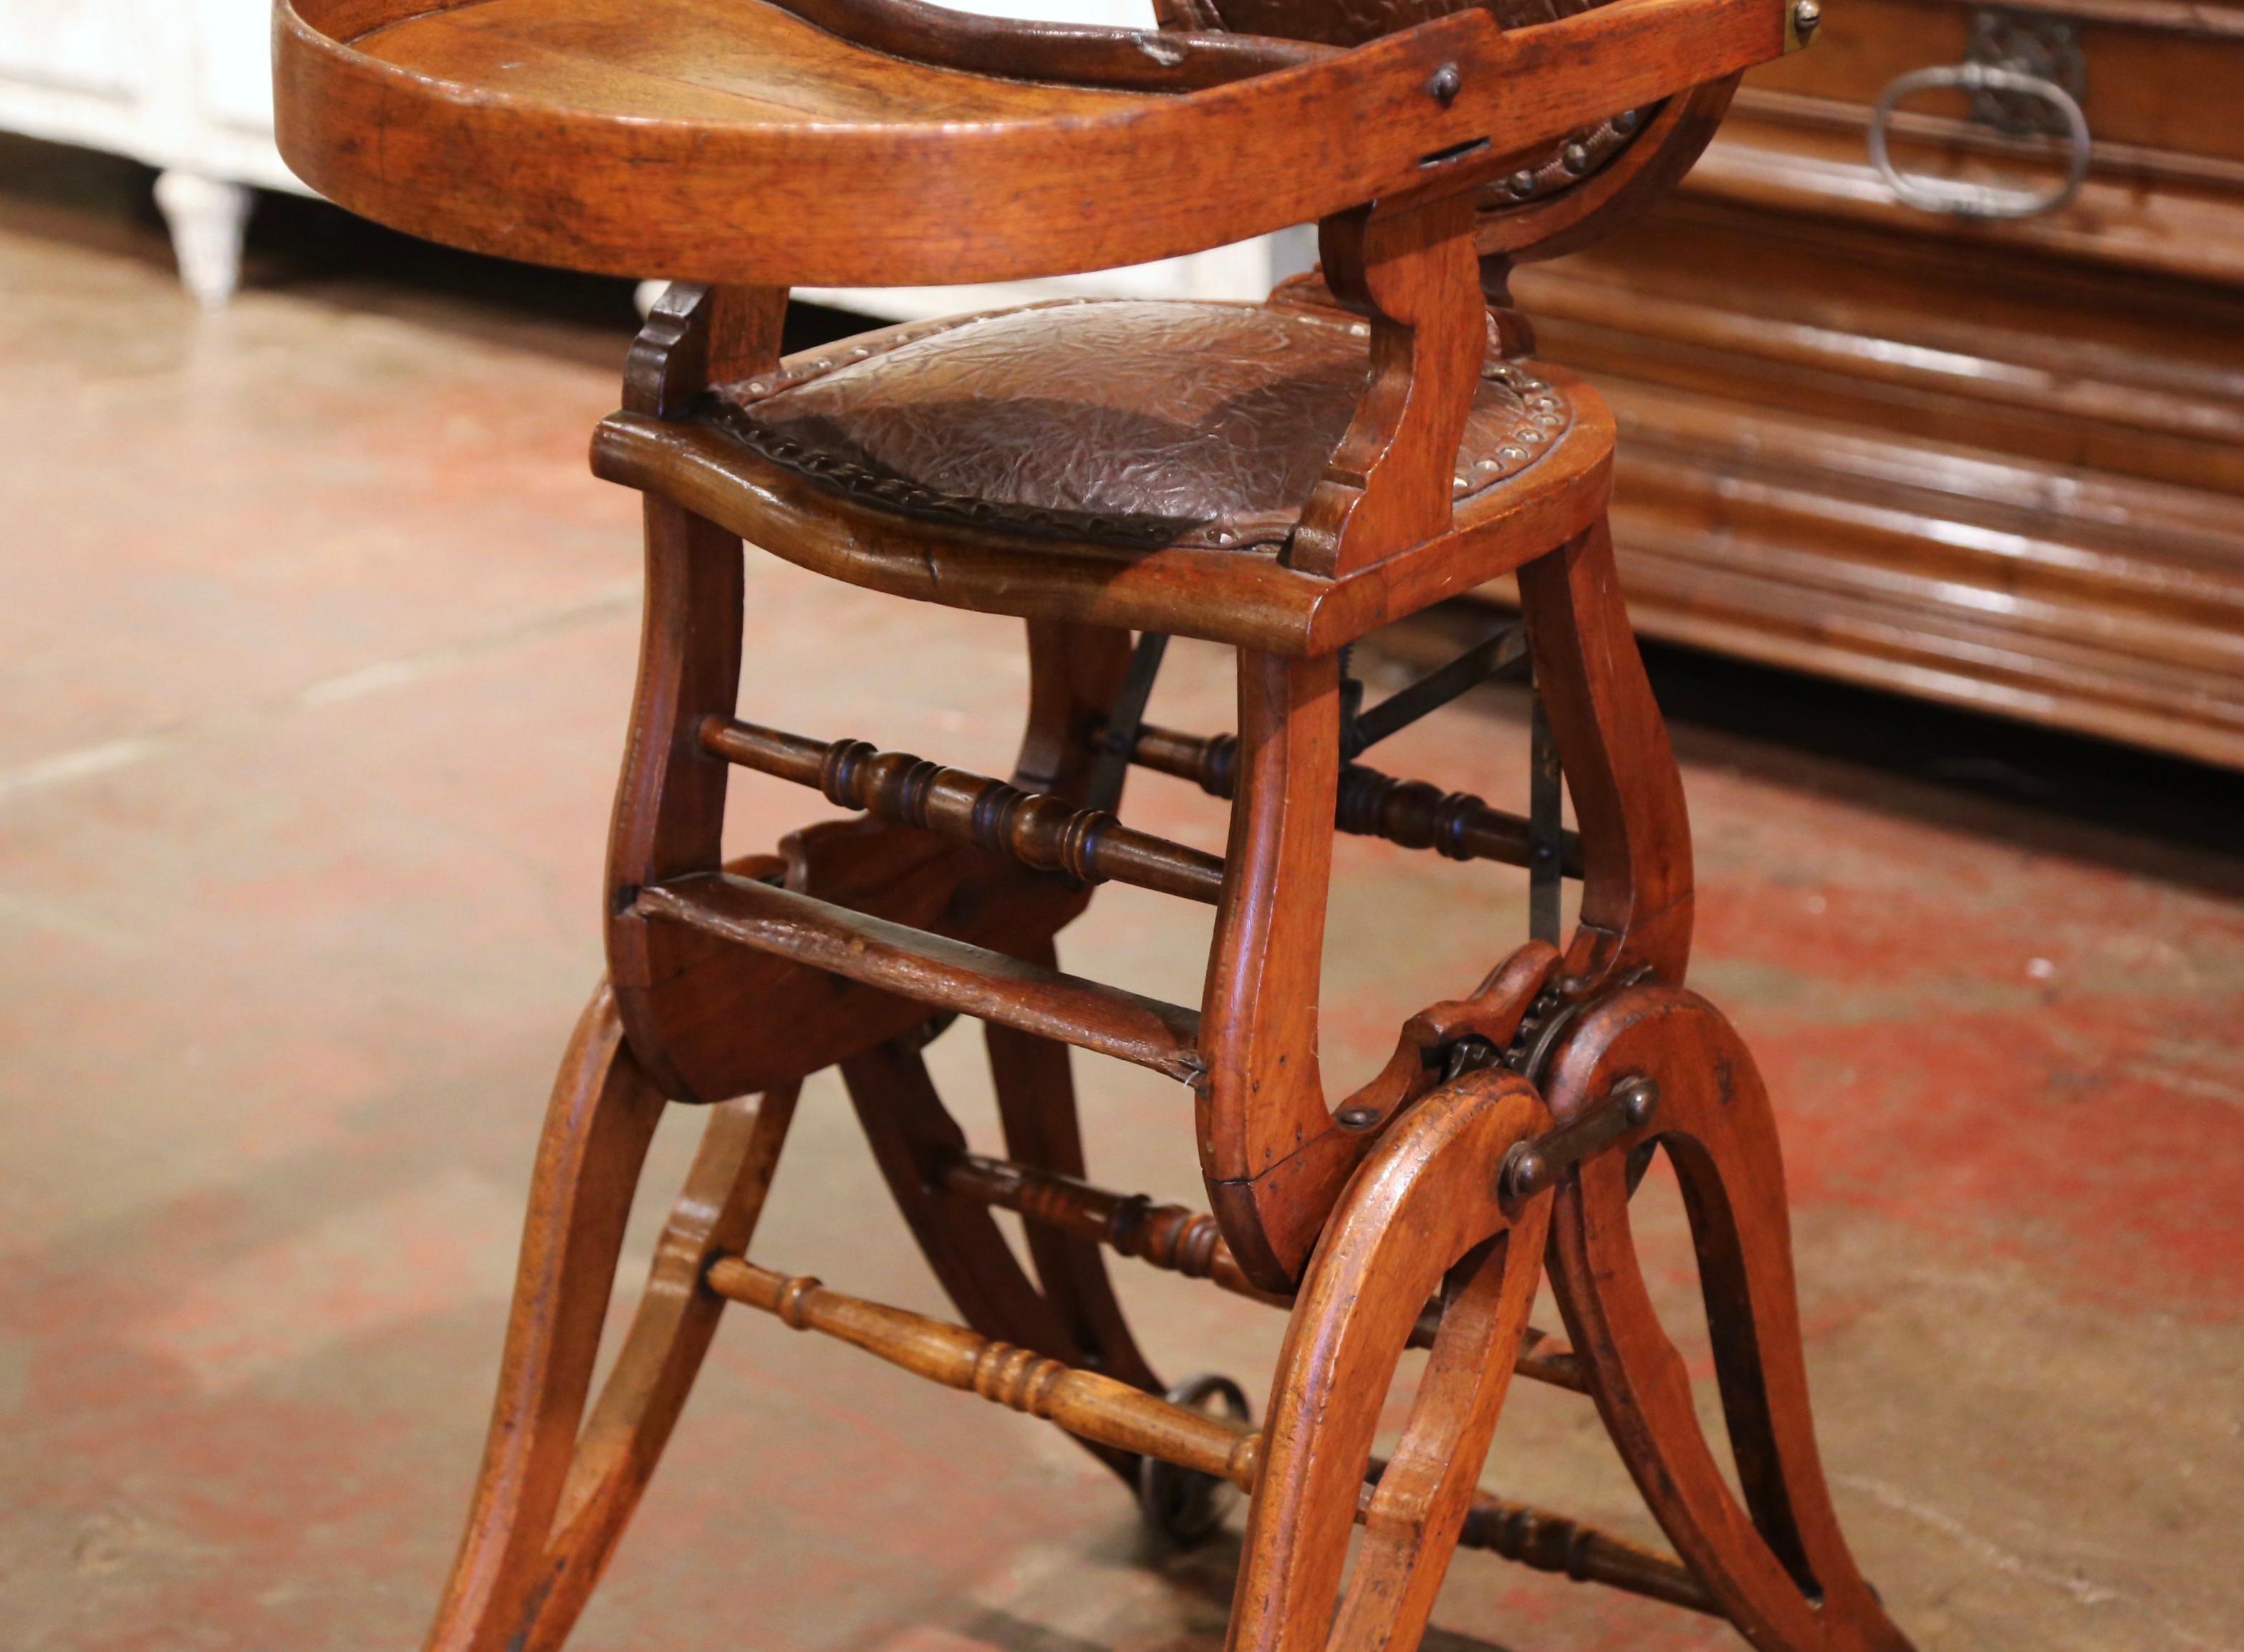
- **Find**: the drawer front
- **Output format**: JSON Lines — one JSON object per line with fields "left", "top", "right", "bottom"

{"left": 1753, "top": 0, "right": 2244, "bottom": 167}
{"left": 1513, "top": 200, "right": 2244, "bottom": 767}
{"left": 1678, "top": 0, "right": 2244, "bottom": 285}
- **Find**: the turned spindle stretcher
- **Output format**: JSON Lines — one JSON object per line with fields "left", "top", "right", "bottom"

{"left": 273, "top": 0, "right": 1917, "bottom": 1647}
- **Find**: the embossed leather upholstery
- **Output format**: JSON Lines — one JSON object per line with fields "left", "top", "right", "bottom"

{"left": 698, "top": 299, "right": 1574, "bottom": 552}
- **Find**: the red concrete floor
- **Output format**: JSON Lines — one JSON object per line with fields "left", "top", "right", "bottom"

{"left": 3, "top": 141, "right": 2240, "bottom": 1652}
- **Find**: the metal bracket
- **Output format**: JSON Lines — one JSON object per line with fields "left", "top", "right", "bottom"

{"left": 1499, "top": 1072, "right": 1660, "bottom": 1211}
{"left": 1528, "top": 688, "right": 1564, "bottom": 945}
{"left": 1968, "top": 8, "right": 2086, "bottom": 137}
{"left": 1086, "top": 631, "right": 1170, "bottom": 813}
{"left": 1344, "top": 620, "right": 1529, "bottom": 759}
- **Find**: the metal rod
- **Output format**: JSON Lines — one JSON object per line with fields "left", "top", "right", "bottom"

{"left": 1501, "top": 1073, "right": 1660, "bottom": 1209}
{"left": 1086, "top": 630, "right": 1170, "bottom": 812}
{"left": 1347, "top": 621, "right": 1529, "bottom": 755}
{"left": 1528, "top": 692, "right": 1564, "bottom": 943}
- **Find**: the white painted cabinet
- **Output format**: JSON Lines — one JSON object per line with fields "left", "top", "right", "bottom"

{"left": 794, "top": 222, "right": 1316, "bottom": 326}
{"left": 0, "top": 0, "right": 1305, "bottom": 312}
{"left": 0, "top": 0, "right": 305, "bottom": 303}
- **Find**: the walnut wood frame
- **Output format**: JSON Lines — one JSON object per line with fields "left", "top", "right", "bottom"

{"left": 273, "top": 3, "right": 1917, "bottom": 1648}
{"left": 408, "top": 281, "right": 1915, "bottom": 1652}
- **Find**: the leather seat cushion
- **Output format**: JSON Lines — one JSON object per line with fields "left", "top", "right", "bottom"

{"left": 698, "top": 299, "right": 1574, "bottom": 551}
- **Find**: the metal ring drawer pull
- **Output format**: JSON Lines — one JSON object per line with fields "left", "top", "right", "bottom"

{"left": 1868, "top": 62, "right": 2091, "bottom": 220}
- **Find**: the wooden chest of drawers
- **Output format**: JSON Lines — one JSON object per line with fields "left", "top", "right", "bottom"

{"left": 1512, "top": 0, "right": 2244, "bottom": 767}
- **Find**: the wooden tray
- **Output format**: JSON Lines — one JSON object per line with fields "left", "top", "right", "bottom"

{"left": 274, "top": 0, "right": 1788, "bottom": 286}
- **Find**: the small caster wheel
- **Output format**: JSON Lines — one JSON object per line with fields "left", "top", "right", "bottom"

{"left": 1137, "top": 1373, "right": 1251, "bottom": 1546}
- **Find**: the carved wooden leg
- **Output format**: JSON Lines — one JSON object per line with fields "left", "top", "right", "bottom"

{"left": 510, "top": 1081, "right": 797, "bottom": 1651}
{"left": 1517, "top": 516, "right": 1695, "bottom": 992}
{"left": 1200, "top": 649, "right": 1361, "bottom": 1293}
{"left": 424, "top": 983, "right": 798, "bottom": 1652}
{"left": 1542, "top": 985, "right": 1914, "bottom": 1652}
{"left": 1229, "top": 1070, "right": 1555, "bottom": 1652}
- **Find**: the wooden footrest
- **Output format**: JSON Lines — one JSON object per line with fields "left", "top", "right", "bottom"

{"left": 635, "top": 872, "right": 1203, "bottom": 1081}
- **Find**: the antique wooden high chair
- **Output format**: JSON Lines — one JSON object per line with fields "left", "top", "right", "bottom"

{"left": 274, "top": 0, "right": 1912, "bottom": 1647}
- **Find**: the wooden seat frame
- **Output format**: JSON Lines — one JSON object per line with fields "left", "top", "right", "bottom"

{"left": 270, "top": 0, "right": 1918, "bottom": 1647}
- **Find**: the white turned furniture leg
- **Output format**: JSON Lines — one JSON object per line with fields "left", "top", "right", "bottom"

{"left": 153, "top": 170, "right": 254, "bottom": 309}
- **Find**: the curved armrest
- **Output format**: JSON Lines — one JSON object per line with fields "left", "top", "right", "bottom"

{"left": 276, "top": 0, "right": 1796, "bottom": 288}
